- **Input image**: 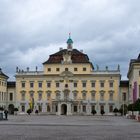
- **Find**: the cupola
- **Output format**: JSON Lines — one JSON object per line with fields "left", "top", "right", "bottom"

{"left": 67, "top": 33, "right": 73, "bottom": 51}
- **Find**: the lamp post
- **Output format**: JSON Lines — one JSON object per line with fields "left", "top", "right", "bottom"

{"left": 87, "top": 98, "right": 90, "bottom": 115}
{"left": 78, "top": 97, "right": 81, "bottom": 114}
{"left": 123, "top": 101, "right": 124, "bottom": 116}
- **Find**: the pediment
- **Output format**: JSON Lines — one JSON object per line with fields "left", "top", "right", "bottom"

{"left": 90, "top": 90, "right": 96, "bottom": 93}
{"left": 72, "top": 90, "right": 79, "bottom": 93}
{"left": 60, "top": 71, "right": 73, "bottom": 77}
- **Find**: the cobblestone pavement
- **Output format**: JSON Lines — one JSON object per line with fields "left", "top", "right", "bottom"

{"left": 0, "top": 115, "right": 140, "bottom": 140}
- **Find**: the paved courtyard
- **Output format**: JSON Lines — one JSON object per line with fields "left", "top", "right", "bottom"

{"left": 0, "top": 115, "right": 140, "bottom": 140}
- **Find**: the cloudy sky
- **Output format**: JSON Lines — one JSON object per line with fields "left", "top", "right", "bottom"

{"left": 0, "top": 0, "right": 140, "bottom": 80}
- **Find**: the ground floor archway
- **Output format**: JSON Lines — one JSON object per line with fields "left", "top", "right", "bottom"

{"left": 61, "top": 104, "right": 67, "bottom": 115}
{"left": 8, "top": 104, "right": 15, "bottom": 114}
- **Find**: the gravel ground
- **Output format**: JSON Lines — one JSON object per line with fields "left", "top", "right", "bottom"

{"left": 0, "top": 115, "right": 140, "bottom": 140}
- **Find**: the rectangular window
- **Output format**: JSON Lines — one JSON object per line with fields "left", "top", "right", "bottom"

{"left": 139, "top": 85, "right": 140, "bottom": 98}
{"left": 2, "top": 92, "right": 3, "bottom": 101}
{"left": 65, "top": 68, "right": 68, "bottom": 71}
{"left": 109, "top": 93, "right": 113, "bottom": 101}
{"left": 74, "top": 106, "right": 77, "bottom": 112}
{"left": 48, "top": 68, "right": 51, "bottom": 72}
{"left": 47, "top": 82, "right": 51, "bottom": 88}
{"left": 38, "top": 82, "right": 42, "bottom": 88}
{"left": 55, "top": 105, "right": 58, "bottom": 112}
{"left": 56, "top": 68, "right": 60, "bottom": 71}
{"left": 47, "top": 105, "right": 50, "bottom": 112}
{"left": 56, "top": 92, "right": 60, "bottom": 100}
{"left": 83, "top": 105, "right": 86, "bottom": 112}
{"left": 100, "top": 105, "right": 104, "bottom": 111}
{"left": 109, "top": 105, "right": 113, "bottom": 112}
{"left": 47, "top": 92, "right": 51, "bottom": 100}
{"left": 4, "top": 81, "right": 6, "bottom": 86}
{"left": 74, "top": 83, "right": 77, "bottom": 88}
{"left": 21, "top": 105, "right": 25, "bottom": 112}
{"left": 0, "top": 92, "right": 1, "bottom": 101}
{"left": 9, "top": 93, "right": 13, "bottom": 101}
{"left": 56, "top": 82, "right": 59, "bottom": 88}
{"left": 82, "top": 92, "right": 86, "bottom": 100}
{"left": 38, "top": 93, "right": 42, "bottom": 100}
{"left": 91, "top": 93, "right": 95, "bottom": 101}
{"left": 65, "top": 84, "right": 68, "bottom": 88}
{"left": 4, "top": 92, "right": 6, "bottom": 101}
{"left": 82, "top": 82, "right": 86, "bottom": 87}
{"left": 21, "top": 93, "right": 25, "bottom": 101}
{"left": 74, "top": 68, "right": 78, "bottom": 71}
{"left": 21, "top": 82, "right": 25, "bottom": 88}
{"left": 73, "top": 92, "right": 77, "bottom": 100}
{"left": 100, "top": 93, "right": 104, "bottom": 101}
{"left": 122, "top": 92, "right": 126, "bottom": 101}
{"left": 83, "top": 67, "right": 86, "bottom": 71}
{"left": 92, "top": 105, "right": 95, "bottom": 111}
{"left": 109, "top": 82, "right": 113, "bottom": 88}
{"left": 100, "top": 82, "right": 104, "bottom": 88}
{"left": 91, "top": 82, "right": 95, "bottom": 87}
{"left": 30, "top": 82, "right": 34, "bottom": 88}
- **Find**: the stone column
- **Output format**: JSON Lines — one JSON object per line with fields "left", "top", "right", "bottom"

{"left": 25, "top": 102, "right": 29, "bottom": 112}
{"left": 42, "top": 102, "right": 46, "bottom": 112}
{"left": 69, "top": 82, "right": 73, "bottom": 99}
{"left": 104, "top": 103, "right": 108, "bottom": 115}
{"left": 57, "top": 103, "right": 61, "bottom": 115}
{"left": 86, "top": 104, "right": 91, "bottom": 115}
{"left": 67, "top": 103, "right": 72, "bottom": 115}
{"left": 71, "top": 104, "right": 73, "bottom": 114}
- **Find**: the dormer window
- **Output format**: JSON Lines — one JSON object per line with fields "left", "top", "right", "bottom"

{"left": 21, "top": 82, "right": 25, "bottom": 88}
{"left": 56, "top": 68, "right": 60, "bottom": 72}
{"left": 74, "top": 68, "right": 77, "bottom": 71}
{"left": 109, "top": 82, "right": 113, "bottom": 88}
{"left": 65, "top": 84, "right": 68, "bottom": 88}
{"left": 48, "top": 68, "right": 51, "bottom": 72}
{"left": 65, "top": 68, "right": 68, "bottom": 71}
{"left": 83, "top": 67, "right": 86, "bottom": 71}
{"left": 82, "top": 82, "right": 86, "bottom": 87}
{"left": 56, "top": 82, "right": 59, "bottom": 88}
{"left": 38, "top": 82, "right": 42, "bottom": 88}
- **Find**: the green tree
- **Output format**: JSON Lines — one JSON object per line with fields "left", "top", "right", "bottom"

{"left": 119, "top": 104, "right": 128, "bottom": 116}
{"left": 100, "top": 110, "right": 105, "bottom": 116}
{"left": 113, "top": 108, "right": 119, "bottom": 116}
{"left": 91, "top": 109, "right": 97, "bottom": 115}
{"left": 0, "top": 107, "right": 4, "bottom": 111}
{"left": 27, "top": 109, "right": 32, "bottom": 115}
{"left": 14, "top": 108, "right": 19, "bottom": 112}
{"left": 133, "top": 99, "right": 140, "bottom": 111}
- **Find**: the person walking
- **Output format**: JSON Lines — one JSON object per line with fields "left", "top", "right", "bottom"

{"left": 35, "top": 109, "right": 39, "bottom": 115}
{"left": 4, "top": 109, "right": 8, "bottom": 120}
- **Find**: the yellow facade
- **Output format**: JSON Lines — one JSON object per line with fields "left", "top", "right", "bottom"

{"left": 15, "top": 37, "right": 121, "bottom": 115}
{"left": 127, "top": 54, "right": 140, "bottom": 103}
{"left": 0, "top": 68, "right": 8, "bottom": 108}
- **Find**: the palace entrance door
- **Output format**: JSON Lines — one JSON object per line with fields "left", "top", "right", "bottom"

{"left": 61, "top": 104, "right": 67, "bottom": 115}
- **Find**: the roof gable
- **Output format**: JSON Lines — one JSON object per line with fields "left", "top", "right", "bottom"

{"left": 43, "top": 49, "right": 91, "bottom": 64}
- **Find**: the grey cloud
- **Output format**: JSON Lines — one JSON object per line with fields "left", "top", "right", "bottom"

{"left": 0, "top": 0, "right": 140, "bottom": 80}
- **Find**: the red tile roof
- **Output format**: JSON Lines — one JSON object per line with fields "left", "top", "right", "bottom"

{"left": 43, "top": 49, "right": 93, "bottom": 66}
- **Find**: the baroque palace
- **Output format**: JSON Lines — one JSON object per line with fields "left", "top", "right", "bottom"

{"left": 0, "top": 35, "right": 140, "bottom": 115}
